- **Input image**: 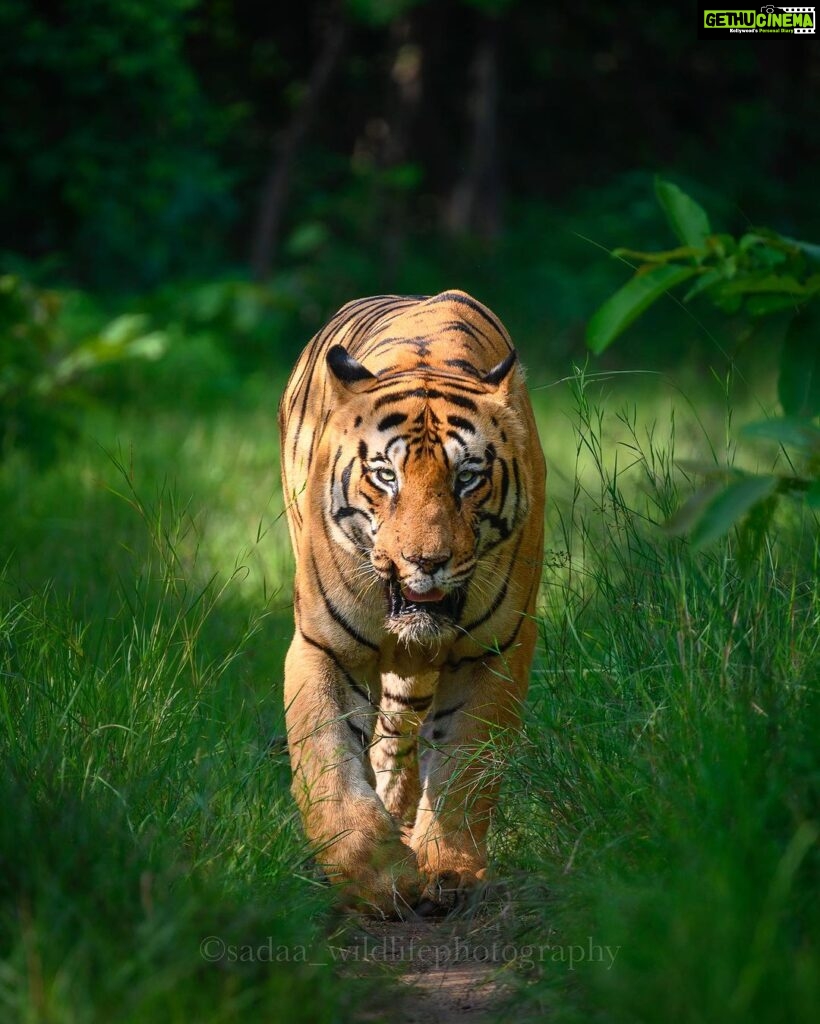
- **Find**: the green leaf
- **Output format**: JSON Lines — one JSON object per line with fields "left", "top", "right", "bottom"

{"left": 807, "top": 481, "right": 820, "bottom": 510}
{"left": 683, "top": 269, "right": 723, "bottom": 303}
{"left": 739, "top": 230, "right": 790, "bottom": 252}
{"left": 738, "top": 232, "right": 791, "bottom": 266}
{"left": 665, "top": 480, "right": 726, "bottom": 536}
{"left": 285, "top": 221, "right": 329, "bottom": 258}
{"left": 741, "top": 417, "right": 820, "bottom": 453}
{"left": 688, "top": 475, "right": 780, "bottom": 549}
{"left": 100, "top": 313, "right": 150, "bottom": 346}
{"left": 124, "top": 332, "right": 167, "bottom": 361}
{"left": 736, "top": 493, "right": 779, "bottom": 569}
{"left": 586, "top": 264, "right": 698, "bottom": 354}
{"left": 611, "top": 245, "right": 705, "bottom": 265}
{"left": 717, "top": 273, "right": 812, "bottom": 297}
{"left": 779, "top": 306, "right": 820, "bottom": 417}
{"left": 655, "top": 178, "right": 712, "bottom": 249}
{"left": 706, "top": 234, "right": 737, "bottom": 258}
{"left": 51, "top": 329, "right": 167, "bottom": 384}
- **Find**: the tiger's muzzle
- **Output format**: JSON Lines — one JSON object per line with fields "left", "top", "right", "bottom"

{"left": 386, "top": 578, "right": 465, "bottom": 622}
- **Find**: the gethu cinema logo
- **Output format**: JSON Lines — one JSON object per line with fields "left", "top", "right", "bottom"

{"left": 704, "top": 6, "right": 815, "bottom": 29}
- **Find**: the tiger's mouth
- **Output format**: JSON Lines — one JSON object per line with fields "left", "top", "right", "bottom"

{"left": 386, "top": 579, "right": 462, "bottom": 621}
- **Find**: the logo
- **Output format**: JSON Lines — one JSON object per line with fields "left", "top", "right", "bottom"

{"left": 698, "top": 4, "right": 816, "bottom": 36}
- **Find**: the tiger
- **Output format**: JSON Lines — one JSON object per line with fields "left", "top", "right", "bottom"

{"left": 278, "top": 290, "right": 545, "bottom": 916}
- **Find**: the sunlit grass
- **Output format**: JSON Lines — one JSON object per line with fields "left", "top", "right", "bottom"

{"left": 495, "top": 373, "right": 819, "bottom": 1024}
{"left": 1, "top": 363, "right": 817, "bottom": 1022}
{"left": 0, "top": 418, "right": 385, "bottom": 1020}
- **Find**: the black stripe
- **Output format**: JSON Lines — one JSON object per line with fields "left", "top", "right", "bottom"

{"left": 431, "top": 702, "right": 465, "bottom": 721}
{"left": 441, "top": 319, "right": 483, "bottom": 349}
{"left": 320, "top": 510, "right": 362, "bottom": 600}
{"left": 461, "top": 533, "right": 524, "bottom": 632}
{"left": 477, "top": 510, "right": 511, "bottom": 542}
{"left": 309, "top": 553, "right": 379, "bottom": 651}
{"left": 498, "top": 457, "right": 510, "bottom": 514}
{"left": 428, "top": 291, "right": 509, "bottom": 341}
{"left": 511, "top": 459, "right": 521, "bottom": 526}
{"left": 330, "top": 445, "right": 342, "bottom": 492}
{"left": 374, "top": 388, "right": 478, "bottom": 412}
{"left": 347, "top": 297, "right": 414, "bottom": 351}
{"left": 376, "top": 717, "right": 404, "bottom": 737}
{"left": 445, "top": 579, "right": 536, "bottom": 672}
{"left": 297, "top": 629, "right": 376, "bottom": 706}
{"left": 332, "top": 504, "right": 370, "bottom": 526}
{"left": 444, "top": 358, "right": 481, "bottom": 377}
{"left": 363, "top": 334, "right": 426, "bottom": 357}
{"left": 290, "top": 347, "right": 328, "bottom": 462}
{"left": 377, "top": 412, "right": 408, "bottom": 431}
{"left": 448, "top": 415, "right": 476, "bottom": 433}
{"left": 340, "top": 456, "right": 355, "bottom": 503}
{"left": 373, "top": 740, "right": 416, "bottom": 759}
{"left": 362, "top": 372, "right": 487, "bottom": 395}
{"left": 382, "top": 691, "right": 433, "bottom": 710}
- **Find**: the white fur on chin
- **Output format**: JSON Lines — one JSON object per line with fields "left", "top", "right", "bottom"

{"left": 384, "top": 609, "right": 457, "bottom": 649}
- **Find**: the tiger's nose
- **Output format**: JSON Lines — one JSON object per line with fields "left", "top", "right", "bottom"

{"left": 401, "top": 550, "right": 452, "bottom": 574}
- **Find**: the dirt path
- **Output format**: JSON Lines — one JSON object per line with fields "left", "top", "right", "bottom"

{"left": 345, "top": 908, "right": 516, "bottom": 1024}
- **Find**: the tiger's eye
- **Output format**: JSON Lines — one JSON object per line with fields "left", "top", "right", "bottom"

{"left": 375, "top": 467, "right": 396, "bottom": 485}
{"left": 457, "top": 469, "right": 479, "bottom": 486}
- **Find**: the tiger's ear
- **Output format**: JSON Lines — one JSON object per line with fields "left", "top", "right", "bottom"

{"left": 326, "top": 345, "right": 377, "bottom": 390}
{"left": 482, "top": 349, "right": 518, "bottom": 392}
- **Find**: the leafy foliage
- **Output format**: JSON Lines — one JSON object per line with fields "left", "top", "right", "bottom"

{"left": 587, "top": 179, "right": 820, "bottom": 547}
{"left": 0, "top": 0, "right": 235, "bottom": 287}
{"left": 0, "top": 3, "right": 814, "bottom": 288}
{"left": 0, "top": 275, "right": 167, "bottom": 460}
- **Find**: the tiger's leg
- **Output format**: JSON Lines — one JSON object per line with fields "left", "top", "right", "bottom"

{"left": 284, "top": 635, "right": 423, "bottom": 915}
{"left": 410, "top": 618, "right": 537, "bottom": 901}
{"left": 370, "top": 671, "right": 436, "bottom": 826}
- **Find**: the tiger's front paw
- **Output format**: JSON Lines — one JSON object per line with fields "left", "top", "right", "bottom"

{"left": 336, "top": 837, "right": 424, "bottom": 918}
{"left": 411, "top": 828, "right": 487, "bottom": 886}
{"left": 414, "top": 867, "right": 488, "bottom": 917}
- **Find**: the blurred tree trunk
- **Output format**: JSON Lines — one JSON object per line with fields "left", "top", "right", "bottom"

{"left": 249, "top": 8, "right": 347, "bottom": 281}
{"left": 446, "top": 17, "right": 502, "bottom": 240}
{"left": 381, "top": 15, "right": 423, "bottom": 281}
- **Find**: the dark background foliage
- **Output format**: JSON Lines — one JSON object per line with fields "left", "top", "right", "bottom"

{"left": 1, "top": 0, "right": 816, "bottom": 289}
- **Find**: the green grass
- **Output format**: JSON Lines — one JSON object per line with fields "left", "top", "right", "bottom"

{"left": 0, "top": 363, "right": 817, "bottom": 1022}
{"left": 0, "top": 397, "right": 359, "bottom": 1022}
{"left": 497, "top": 375, "right": 820, "bottom": 1023}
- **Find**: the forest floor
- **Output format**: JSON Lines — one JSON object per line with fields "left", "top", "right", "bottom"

{"left": 345, "top": 907, "right": 515, "bottom": 1024}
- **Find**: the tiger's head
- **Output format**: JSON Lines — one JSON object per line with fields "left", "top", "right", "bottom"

{"left": 323, "top": 344, "right": 531, "bottom": 645}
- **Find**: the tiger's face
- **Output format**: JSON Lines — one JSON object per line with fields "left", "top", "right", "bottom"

{"left": 324, "top": 346, "right": 529, "bottom": 644}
